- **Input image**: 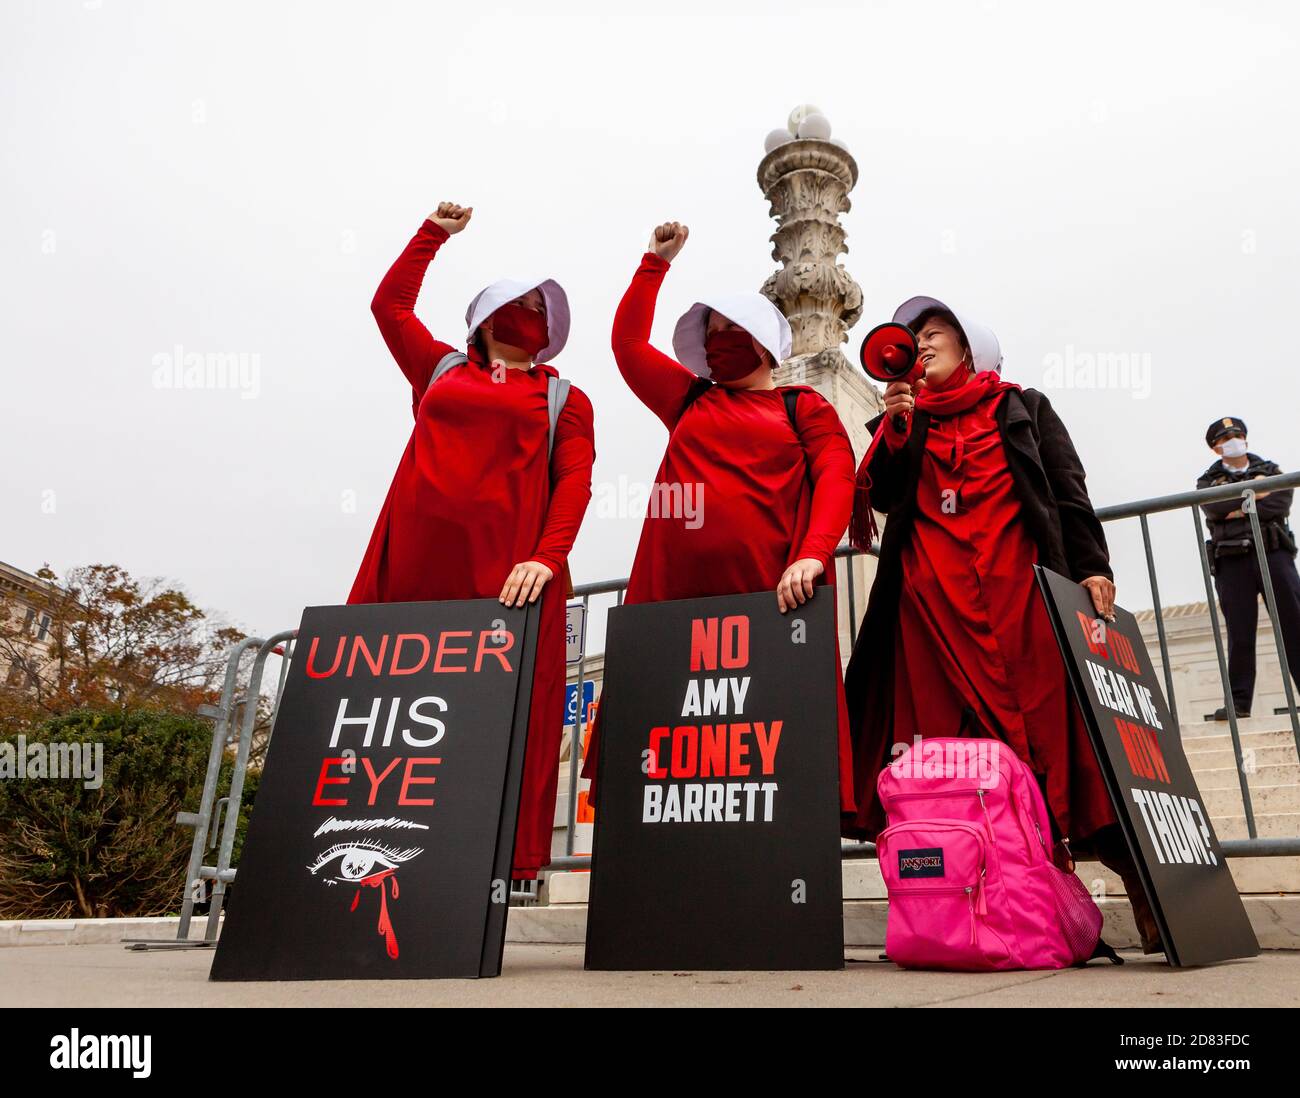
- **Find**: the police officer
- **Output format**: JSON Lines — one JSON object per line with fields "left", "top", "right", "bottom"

{"left": 1199, "top": 417, "right": 1300, "bottom": 719}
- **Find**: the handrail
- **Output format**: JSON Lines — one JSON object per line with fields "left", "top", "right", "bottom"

{"left": 1095, "top": 470, "right": 1300, "bottom": 521}
{"left": 557, "top": 468, "right": 1300, "bottom": 870}
{"left": 187, "top": 470, "right": 1300, "bottom": 903}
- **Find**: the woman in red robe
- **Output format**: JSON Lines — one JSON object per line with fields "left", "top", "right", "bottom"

{"left": 844, "top": 295, "right": 1160, "bottom": 951}
{"left": 583, "top": 222, "right": 857, "bottom": 814}
{"left": 349, "top": 202, "right": 596, "bottom": 879}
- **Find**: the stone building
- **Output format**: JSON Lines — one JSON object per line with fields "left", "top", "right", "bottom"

{"left": 0, "top": 560, "right": 59, "bottom": 692}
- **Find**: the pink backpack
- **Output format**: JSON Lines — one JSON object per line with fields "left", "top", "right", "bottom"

{"left": 876, "top": 737, "right": 1119, "bottom": 971}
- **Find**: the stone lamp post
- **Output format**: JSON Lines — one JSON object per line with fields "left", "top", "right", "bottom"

{"left": 757, "top": 105, "right": 883, "bottom": 461}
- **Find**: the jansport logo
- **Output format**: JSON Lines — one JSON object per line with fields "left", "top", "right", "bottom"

{"left": 898, "top": 848, "right": 945, "bottom": 878}
{"left": 49, "top": 1030, "right": 151, "bottom": 1078}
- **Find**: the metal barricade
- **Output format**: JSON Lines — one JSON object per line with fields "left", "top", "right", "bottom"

{"left": 554, "top": 472, "right": 1300, "bottom": 867}
{"left": 163, "top": 472, "right": 1300, "bottom": 910}
{"left": 131, "top": 632, "right": 296, "bottom": 949}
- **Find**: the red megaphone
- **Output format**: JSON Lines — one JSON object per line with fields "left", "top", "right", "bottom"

{"left": 859, "top": 322, "right": 922, "bottom": 386}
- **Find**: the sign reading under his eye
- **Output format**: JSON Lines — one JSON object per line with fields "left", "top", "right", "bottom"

{"left": 585, "top": 590, "right": 844, "bottom": 971}
{"left": 210, "top": 599, "right": 538, "bottom": 981}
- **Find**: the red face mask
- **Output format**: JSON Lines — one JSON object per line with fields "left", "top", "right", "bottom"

{"left": 489, "top": 302, "right": 549, "bottom": 357}
{"left": 705, "top": 327, "right": 764, "bottom": 382}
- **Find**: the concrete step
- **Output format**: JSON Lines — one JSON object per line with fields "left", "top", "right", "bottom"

{"left": 1179, "top": 716, "right": 1300, "bottom": 741}
{"left": 1201, "top": 783, "right": 1300, "bottom": 817}
{"left": 9, "top": 897, "right": 1295, "bottom": 955}
{"left": 1190, "top": 763, "right": 1300, "bottom": 791}
{"left": 841, "top": 895, "right": 1300, "bottom": 951}
{"left": 1185, "top": 744, "right": 1300, "bottom": 772}
{"left": 0, "top": 916, "right": 219, "bottom": 947}
{"left": 506, "top": 895, "right": 1300, "bottom": 950}
{"left": 1214, "top": 812, "right": 1300, "bottom": 840}
{"left": 1182, "top": 728, "right": 1300, "bottom": 756}
{"left": 1074, "top": 858, "right": 1300, "bottom": 896}
{"left": 544, "top": 852, "right": 1300, "bottom": 906}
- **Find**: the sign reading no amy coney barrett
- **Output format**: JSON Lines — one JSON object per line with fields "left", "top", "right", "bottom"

{"left": 210, "top": 599, "right": 537, "bottom": 981}
{"left": 1034, "top": 566, "right": 1259, "bottom": 967}
{"left": 585, "top": 590, "right": 844, "bottom": 971}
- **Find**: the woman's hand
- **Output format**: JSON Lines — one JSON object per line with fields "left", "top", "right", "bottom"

{"left": 882, "top": 377, "right": 921, "bottom": 421}
{"left": 777, "top": 558, "right": 824, "bottom": 612}
{"left": 648, "top": 221, "right": 689, "bottom": 262}
{"left": 1080, "top": 575, "right": 1116, "bottom": 621}
{"left": 499, "top": 560, "right": 554, "bottom": 607}
{"left": 430, "top": 202, "right": 473, "bottom": 235}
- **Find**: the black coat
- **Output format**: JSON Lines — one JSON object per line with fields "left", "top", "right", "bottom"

{"left": 842, "top": 387, "right": 1112, "bottom": 839}
{"left": 1196, "top": 453, "right": 1292, "bottom": 549}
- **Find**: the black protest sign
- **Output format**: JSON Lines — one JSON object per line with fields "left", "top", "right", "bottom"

{"left": 1034, "top": 566, "right": 1259, "bottom": 967}
{"left": 586, "top": 590, "right": 844, "bottom": 971}
{"left": 210, "top": 599, "right": 537, "bottom": 981}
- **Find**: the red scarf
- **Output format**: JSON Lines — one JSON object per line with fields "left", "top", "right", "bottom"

{"left": 849, "top": 369, "right": 1020, "bottom": 550}
{"left": 916, "top": 365, "right": 1015, "bottom": 414}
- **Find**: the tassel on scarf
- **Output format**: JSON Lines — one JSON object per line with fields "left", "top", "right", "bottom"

{"left": 850, "top": 475, "right": 878, "bottom": 552}
{"left": 849, "top": 428, "right": 889, "bottom": 552}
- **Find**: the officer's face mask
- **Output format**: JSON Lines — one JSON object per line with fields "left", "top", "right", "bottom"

{"left": 1218, "top": 437, "right": 1248, "bottom": 459}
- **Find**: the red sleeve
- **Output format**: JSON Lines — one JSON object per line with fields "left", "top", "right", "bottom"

{"left": 880, "top": 412, "right": 910, "bottom": 451}
{"left": 792, "top": 391, "right": 856, "bottom": 567}
{"left": 531, "top": 385, "right": 596, "bottom": 576}
{"left": 371, "top": 219, "right": 459, "bottom": 416}
{"left": 611, "top": 253, "right": 699, "bottom": 430}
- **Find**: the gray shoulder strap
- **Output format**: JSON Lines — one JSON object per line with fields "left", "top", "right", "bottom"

{"left": 427, "top": 354, "right": 567, "bottom": 457}
{"left": 427, "top": 350, "right": 468, "bottom": 390}
{"left": 546, "top": 376, "right": 572, "bottom": 459}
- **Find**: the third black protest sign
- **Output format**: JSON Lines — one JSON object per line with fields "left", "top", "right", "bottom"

{"left": 586, "top": 590, "right": 844, "bottom": 970}
{"left": 1035, "top": 566, "right": 1259, "bottom": 967}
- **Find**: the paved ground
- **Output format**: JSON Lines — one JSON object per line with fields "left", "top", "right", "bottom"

{"left": 3, "top": 944, "right": 1298, "bottom": 1007}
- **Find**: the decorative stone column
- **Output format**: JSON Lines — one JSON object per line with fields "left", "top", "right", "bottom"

{"left": 758, "top": 107, "right": 884, "bottom": 660}
{"left": 757, "top": 106, "right": 883, "bottom": 462}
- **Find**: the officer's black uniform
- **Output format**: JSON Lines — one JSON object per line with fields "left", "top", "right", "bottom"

{"left": 1199, "top": 417, "right": 1300, "bottom": 716}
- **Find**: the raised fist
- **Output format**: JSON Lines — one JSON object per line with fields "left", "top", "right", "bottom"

{"left": 648, "top": 220, "right": 689, "bottom": 262}
{"left": 430, "top": 202, "right": 473, "bottom": 235}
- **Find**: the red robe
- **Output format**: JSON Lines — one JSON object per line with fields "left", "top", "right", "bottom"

{"left": 349, "top": 219, "right": 596, "bottom": 878}
{"left": 583, "top": 252, "right": 857, "bottom": 812}
{"left": 875, "top": 377, "right": 1115, "bottom": 843}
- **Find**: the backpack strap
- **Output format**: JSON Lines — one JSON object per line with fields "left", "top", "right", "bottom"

{"left": 782, "top": 387, "right": 816, "bottom": 492}
{"left": 1081, "top": 939, "right": 1125, "bottom": 966}
{"left": 681, "top": 382, "right": 801, "bottom": 428}
{"left": 678, "top": 383, "right": 806, "bottom": 479}
{"left": 546, "top": 375, "right": 571, "bottom": 459}
{"left": 426, "top": 352, "right": 568, "bottom": 459}
{"left": 782, "top": 387, "right": 800, "bottom": 432}
{"left": 427, "top": 350, "right": 468, "bottom": 390}
{"left": 678, "top": 376, "right": 714, "bottom": 420}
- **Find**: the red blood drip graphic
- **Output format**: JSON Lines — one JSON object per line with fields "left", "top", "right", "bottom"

{"left": 351, "top": 868, "right": 400, "bottom": 959}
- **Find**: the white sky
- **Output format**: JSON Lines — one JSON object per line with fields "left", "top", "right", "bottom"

{"left": 3, "top": 0, "right": 1298, "bottom": 646}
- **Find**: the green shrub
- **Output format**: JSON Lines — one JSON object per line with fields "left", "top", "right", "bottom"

{"left": 0, "top": 707, "right": 260, "bottom": 919}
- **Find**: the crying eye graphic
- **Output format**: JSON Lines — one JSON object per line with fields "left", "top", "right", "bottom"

{"left": 307, "top": 842, "right": 423, "bottom": 883}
